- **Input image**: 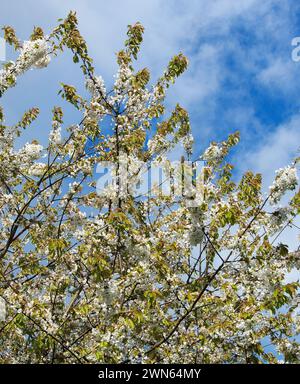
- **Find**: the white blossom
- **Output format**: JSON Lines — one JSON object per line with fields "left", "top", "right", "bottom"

{"left": 16, "top": 39, "right": 51, "bottom": 73}
{"left": 85, "top": 75, "right": 106, "bottom": 98}
{"left": 0, "top": 298, "right": 6, "bottom": 322}
{"left": 20, "top": 142, "right": 43, "bottom": 162}
{"left": 269, "top": 166, "right": 298, "bottom": 205}
{"left": 202, "top": 143, "right": 223, "bottom": 162}
{"left": 182, "top": 133, "right": 194, "bottom": 154}
{"left": 49, "top": 121, "right": 62, "bottom": 145}
{"left": 28, "top": 162, "right": 47, "bottom": 176}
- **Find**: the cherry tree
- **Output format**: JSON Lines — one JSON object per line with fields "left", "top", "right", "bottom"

{"left": 0, "top": 12, "right": 300, "bottom": 363}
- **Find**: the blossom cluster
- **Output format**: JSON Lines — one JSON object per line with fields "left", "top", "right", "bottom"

{"left": 0, "top": 38, "right": 51, "bottom": 95}
{"left": 269, "top": 166, "right": 298, "bottom": 205}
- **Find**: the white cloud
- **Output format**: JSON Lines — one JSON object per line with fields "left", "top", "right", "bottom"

{"left": 241, "top": 113, "right": 300, "bottom": 186}
{"left": 257, "top": 58, "right": 299, "bottom": 95}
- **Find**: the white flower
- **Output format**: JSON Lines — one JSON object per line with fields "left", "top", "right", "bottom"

{"left": 182, "top": 133, "right": 194, "bottom": 154}
{"left": 49, "top": 122, "right": 62, "bottom": 145}
{"left": 188, "top": 207, "right": 204, "bottom": 246}
{"left": 269, "top": 166, "right": 298, "bottom": 205}
{"left": 1, "top": 193, "right": 14, "bottom": 204}
{"left": 147, "top": 135, "right": 169, "bottom": 155}
{"left": 268, "top": 207, "right": 293, "bottom": 233}
{"left": 0, "top": 68, "right": 16, "bottom": 95}
{"left": 133, "top": 244, "right": 151, "bottom": 259}
{"left": 28, "top": 162, "right": 47, "bottom": 176}
{"left": 0, "top": 297, "right": 6, "bottom": 322}
{"left": 113, "top": 64, "right": 132, "bottom": 96}
{"left": 21, "top": 142, "right": 43, "bottom": 161}
{"left": 189, "top": 226, "right": 204, "bottom": 246}
{"left": 0, "top": 39, "right": 50, "bottom": 96}
{"left": 202, "top": 143, "right": 223, "bottom": 162}
{"left": 86, "top": 75, "right": 106, "bottom": 98}
{"left": 16, "top": 39, "right": 50, "bottom": 74}
{"left": 102, "top": 281, "right": 118, "bottom": 305}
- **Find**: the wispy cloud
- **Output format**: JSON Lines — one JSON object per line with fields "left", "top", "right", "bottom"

{"left": 241, "top": 113, "right": 300, "bottom": 186}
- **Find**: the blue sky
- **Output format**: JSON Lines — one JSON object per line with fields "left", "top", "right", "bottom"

{"left": 1, "top": 1, "right": 300, "bottom": 187}
{"left": 1, "top": 1, "right": 300, "bottom": 186}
